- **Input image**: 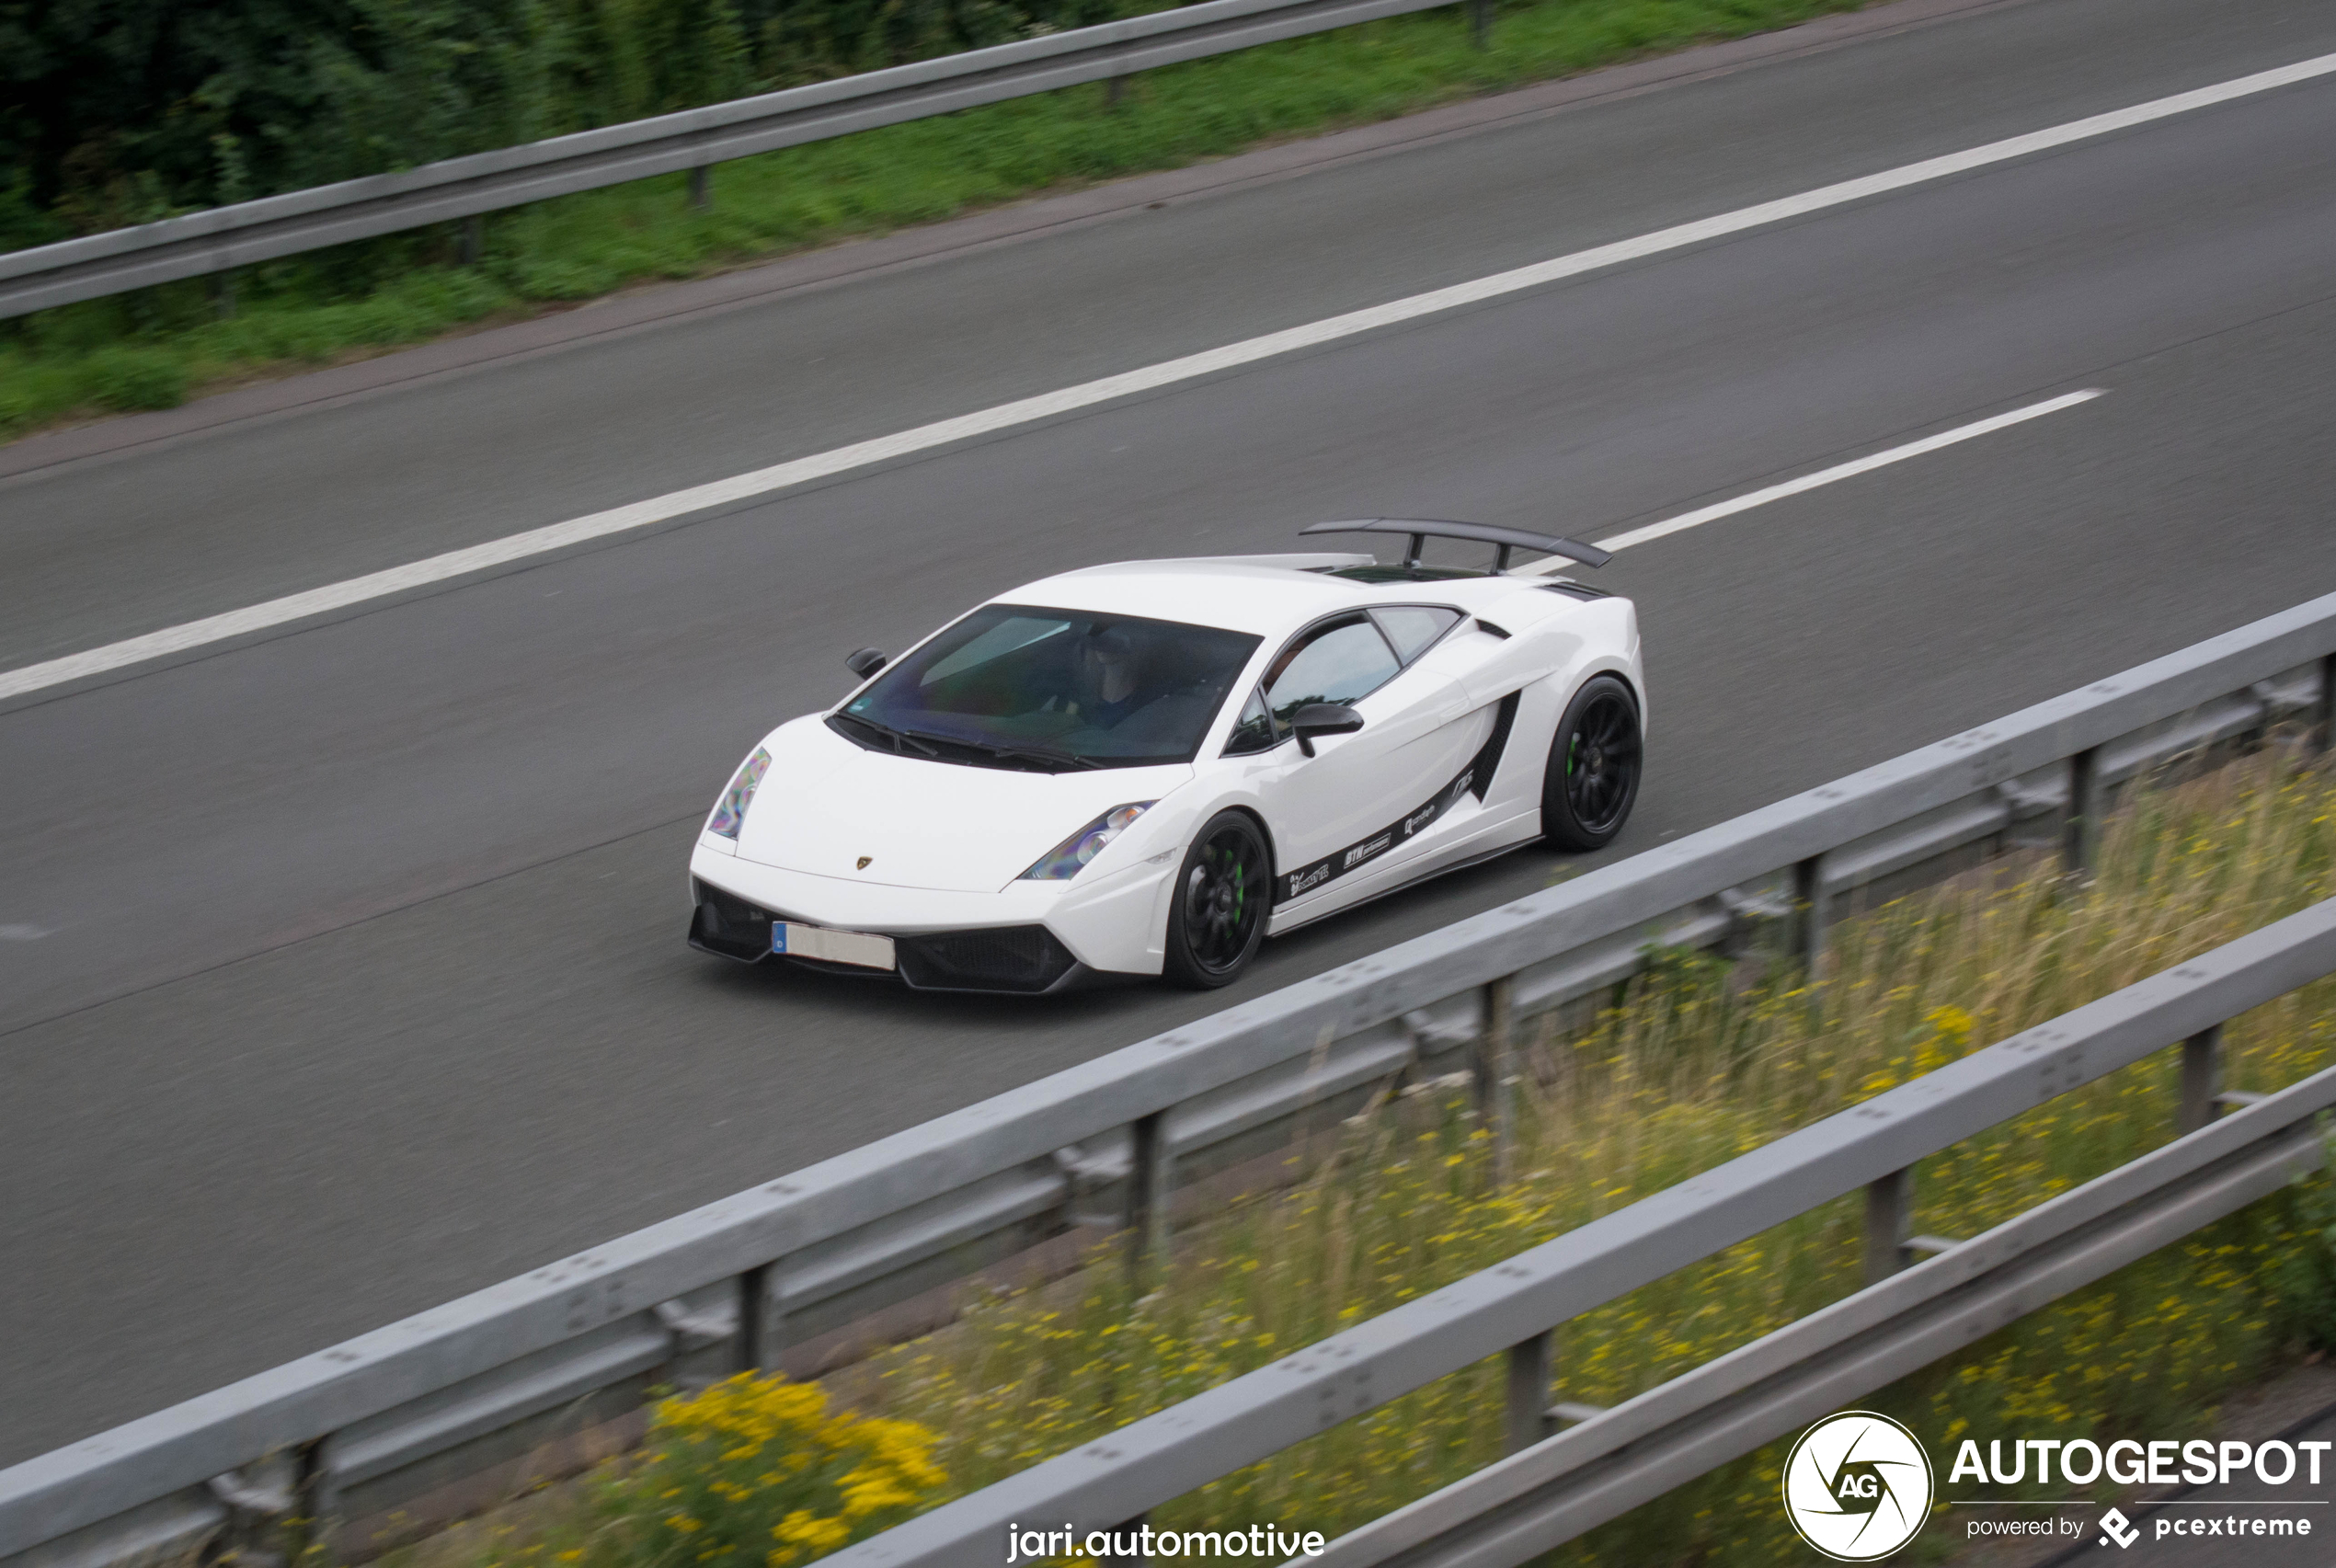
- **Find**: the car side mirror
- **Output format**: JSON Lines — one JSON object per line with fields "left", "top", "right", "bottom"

{"left": 845, "top": 647, "right": 889, "bottom": 679}
{"left": 1291, "top": 703, "right": 1364, "bottom": 758}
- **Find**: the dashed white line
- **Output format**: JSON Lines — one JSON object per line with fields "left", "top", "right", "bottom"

{"left": 1584, "top": 390, "right": 2104, "bottom": 556}
{"left": 6, "top": 47, "right": 2334, "bottom": 704}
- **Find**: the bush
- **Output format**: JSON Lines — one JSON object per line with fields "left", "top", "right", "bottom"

{"left": 580, "top": 1374, "right": 946, "bottom": 1568}
{"left": 2274, "top": 1127, "right": 2336, "bottom": 1355}
{"left": 4, "top": 0, "right": 1122, "bottom": 224}
{"left": 82, "top": 346, "right": 189, "bottom": 411}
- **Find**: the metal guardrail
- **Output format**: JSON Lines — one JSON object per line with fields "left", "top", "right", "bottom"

{"left": 844, "top": 899, "right": 2336, "bottom": 1566}
{"left": 0, "top": 0, "right": 1488, "bottom": 319}
{"left": 6, "top": 589, "right": 2336, "bottom": 1568}
{"left": 1316, "top": 1048, "right": 2336, "bottom": 1566}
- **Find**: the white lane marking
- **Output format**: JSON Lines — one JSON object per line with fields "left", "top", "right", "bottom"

{"left": 6, "top": 54, "right": 2334, "bottom": 705}
{"left": 1572, "top": 390, "right": 2105, "bottom": 557}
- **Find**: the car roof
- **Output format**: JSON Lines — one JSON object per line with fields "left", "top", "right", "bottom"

{"left": 993, "top": 555, "right": 1455, "bottom": 636}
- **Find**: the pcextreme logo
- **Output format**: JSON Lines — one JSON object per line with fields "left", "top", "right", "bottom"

{"left": 1781, "top": 1412, "right": 1936, "bottom": 1562}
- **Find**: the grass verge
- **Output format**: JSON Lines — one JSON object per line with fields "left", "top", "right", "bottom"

{"left": 0, "top": 0, "right": 1874, "bottom": 444}
{"left": 408, "top": 750, "right": 2336, "bottom": 1568}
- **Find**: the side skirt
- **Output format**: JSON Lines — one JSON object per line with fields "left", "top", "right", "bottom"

{"left": 1265, "top": 819, "right": 1540, "bottom": 937}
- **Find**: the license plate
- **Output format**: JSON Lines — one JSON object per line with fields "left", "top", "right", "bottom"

{"left": 773, "top": 921, "right": 896, "bottom": 970}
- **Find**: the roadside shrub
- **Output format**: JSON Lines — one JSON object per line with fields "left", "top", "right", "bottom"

{"left": 2273, "top": 1127, "right": 2336, "bottom": 1355}
{"left": 82, "top": 345, "right": 189, "bottom": 411}
{"left": 583, "top": 1373, "right": 945, "bottom": 1567}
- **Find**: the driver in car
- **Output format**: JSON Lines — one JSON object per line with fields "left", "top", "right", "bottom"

{"left": 1071, "top": 626, "right": 1147, "bottom": 729}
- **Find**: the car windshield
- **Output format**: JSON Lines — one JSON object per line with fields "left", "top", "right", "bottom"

{"left": 833, "top": 604, "right": 1263, "bottom": 770}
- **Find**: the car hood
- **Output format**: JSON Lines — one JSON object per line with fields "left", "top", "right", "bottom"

{"left": 734, "top": 715, "right": 1194, "bottom": 892}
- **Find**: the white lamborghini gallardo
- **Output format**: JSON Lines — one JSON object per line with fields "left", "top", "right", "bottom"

{"left": 689, "top": 521, "right": 1643, "bottom": 992}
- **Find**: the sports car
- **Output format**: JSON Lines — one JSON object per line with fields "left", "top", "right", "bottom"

{"left": 687, "top": 520, "right": 1643, "bottom": 992}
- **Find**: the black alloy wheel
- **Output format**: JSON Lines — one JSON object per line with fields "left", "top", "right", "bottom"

{"left": 1540, "top": 674, "right": 1643, "bottom": 851}
{"left": 1164, "top": 810, "right": 1270, "bottom": 989}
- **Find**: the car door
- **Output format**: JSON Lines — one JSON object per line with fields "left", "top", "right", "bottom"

{"left": 1233, "top": 610, "right": 1483, "bottom": 905}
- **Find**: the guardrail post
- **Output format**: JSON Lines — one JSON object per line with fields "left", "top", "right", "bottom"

{"left": 1127, "top": 1111, "right": 1173, "bottom": 1284}
{"left": 2319, "top": 653, "right": 2336, "bottom": 753}
{"left": 688, "top": 166, "right": 711, "bottom": 211}
{"left": 2179, "top": 1024, "right": 2224, "bottom": 1135}
{"left": 457, "top": 214, "right": 484, "bottom": 267}
{"left": 292, "top": 1436, "right": 338, "bottom": 1562}
{"left": 739, "top": 1263, "right": 785, "bottom": 1372}
{"left": 1469, "top": 0, "right": 1492, "bottom": 50}
{"left": 209, "top": 1449, "right": 332, "bottom": 1568}
{"left": 1503, "top": 1330, "right": 1555, "bottom": 1454}
{"left": 1792, "top": 854, "right": 1827, "bottom": 979}
{"left": 1477, "top": 977, "right": 1517, "bottom": 1188}
{"left": 2063, "top": 746, "right": 2101, "bottom": 878}
{"left": 1105, "top": 74, "right": 1129, "bottom": 108}
{"left": 210, "top": 271, "right": 235, "bottom": 321}
{"left": 1863, "top": 1166, "right": 1914, "bottom": 1285}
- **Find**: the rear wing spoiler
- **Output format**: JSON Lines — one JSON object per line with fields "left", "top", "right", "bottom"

{"left": 1298, "top": 518, "right": 1612, "bottom": 571}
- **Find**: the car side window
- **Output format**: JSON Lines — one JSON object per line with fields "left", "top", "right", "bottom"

{"left": 1222, "top": 686, "right": 1277, "bottom": 756}
{"left": 1264, "top": 615, "right": 1400, "bottom": 729}
{"left": 1370, "top": 606, "right": 1462, "bottom": 665}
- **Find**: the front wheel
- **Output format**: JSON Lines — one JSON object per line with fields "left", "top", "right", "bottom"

{"left": 1541, "top": 675, "right": 1642, "bottom": 851}
{"left": 1163, "top": 811, "right": 1270, "bottom": 989}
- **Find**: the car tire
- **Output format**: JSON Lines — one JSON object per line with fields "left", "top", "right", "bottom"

{"left": 1163, "top": 810, "right": 1271, "bottom": 990}
{"left": 1541, "top": 674, "right": 1643, "bottom": 852}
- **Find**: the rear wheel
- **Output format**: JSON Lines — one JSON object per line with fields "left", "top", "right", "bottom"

{"left": 1541, "top": 675, "right": 1642, "bottom": 851}
{"left": 1163, "top": 811, "right": 1269, "bottom": 989}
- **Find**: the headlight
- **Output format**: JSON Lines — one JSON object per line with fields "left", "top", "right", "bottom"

{"left": 1020, "top": 801, "right": 1157, "bottom": 880}
{"left": 705, "top": 748, "right": 772, "bottom": 839}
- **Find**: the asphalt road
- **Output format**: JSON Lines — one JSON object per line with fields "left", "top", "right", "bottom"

{"left": 6, "top": 0, "right": 2336, "bottom": 1469}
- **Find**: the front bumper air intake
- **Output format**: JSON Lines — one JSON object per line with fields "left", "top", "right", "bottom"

{"left": 894, "top": 926, "right": 1082, "bottom": 994}
{"left": 689, "top": 882, "right": 1084, "bottom": 993}
{"left": 689, "top": 881, "right": 774, "bottom": 963}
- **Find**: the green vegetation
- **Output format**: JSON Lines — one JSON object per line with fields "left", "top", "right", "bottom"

{"left": 430, "top": 753, "right": 2336, "bottom": 1568}
{"left": 0, "top": 0, "right": 1872, "bottom": 441}
{"left": 3, "top": 0, "right": 1115, "bottom": 228}
{"left": 595, "top": 1376, "right": 947, "bottom": 1565}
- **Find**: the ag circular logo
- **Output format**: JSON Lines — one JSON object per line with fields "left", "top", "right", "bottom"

{"left": 1781, "top": 1411, "right": 1934, "bottom": 1561}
